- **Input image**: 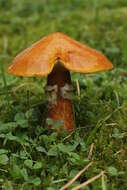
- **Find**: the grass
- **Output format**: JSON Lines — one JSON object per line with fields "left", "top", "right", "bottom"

{"left": 0, "top": 0, "right": 127, "bottom": 189}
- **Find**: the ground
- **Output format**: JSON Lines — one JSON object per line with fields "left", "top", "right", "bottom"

{"left": 0, "top": 0, "right": 127, "bottom": 189}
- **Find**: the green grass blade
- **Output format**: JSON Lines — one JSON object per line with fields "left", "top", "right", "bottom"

{"left": 101, "top": 175, "right": 107, "bottom": 190}
{"left": 1, "top": 64, "right": 11, "bottom": 109}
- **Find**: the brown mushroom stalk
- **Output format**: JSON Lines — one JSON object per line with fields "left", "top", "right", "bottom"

{"left": 46, "top": 63, "right": 74, "bottom": 131}
{"left": 8, "top": 32, "right": 113, "bottom": 132}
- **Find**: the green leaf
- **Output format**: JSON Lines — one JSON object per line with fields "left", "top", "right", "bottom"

{"left": 113, "top": 128, "right": 119, "bottom": 134}
{"left": 41, "top": 135, "right": 49, "bottom": 145}
{"left": 46, "top": 118, "right": 54, "bottom": 126}
{"left": 20, "top": 150, "right": 28, "bottom": 159}
{"left": 30, "top": 177, "right": 41, "bottom": 186}
{"left": 0, "top": 134, "right": 5, "bottom": 138}
{"left": 118, "top": 171, "right": 125, "bottom": 175}
{"left": 0, "top": 122, "right": 17, "bottom": 132}
{"left": 14, "top": 112, "right": 28, "bottom": 128}
{"left": 36, "top": 146, "right": 47, "bottom": 154}
{"left": 10, "top": 165, "right": 21, "bottom": 179}
{"left": 107, "top": 166, "right": 118, "bottom": 176}
{"left": 6, "top": 132, "right": 18, "bottom": 141}
{"left": 25, "top": 108, "right": 39, "bottom": 122}
{"left": 0, "top": 179, "right": 4, "bottom": 183}
{"left": 4, "top": 181, "right": 14, "bottom": 190}
{"left": 33, "top": 161, "right": 42, "bottom": 170}
{"left": 0, "top": 149, "right": 8, "bottom": 154}
{"left": 0, "top": 154, "right": 9, "bottom": 165}
{"left": 21, "top": 168, "right": 28, "bottom": 181}
{"left": 17, "top": 120, "right": 29, "bottom": 128}
{"left": 57, "top": 143, "right": 69, "bottom": 153}
{"left": 112, "top": 128, "right": 127, "bottom": 139}
{"left": 69, "top": 152, "right": 80, "bottom": 161}
{"left": 53, "top": 120, "right": 64, "bottom": 129}
{"left": 48, "top": 147, "right": 58, "bottom": 156}
{"left": 49, "top": 132, "right": 57, "bottom": 142}
{"left": 46, "top": 118, "right": 63, "bottom": 129}
{"left": 57, "top": 143, "right": 77, "bottom": 154}
{"left": 14, "top": 112, "right": 25, "bottom": 121}
{"left": 24, "top": 159, "right": 33, "bottom": 169}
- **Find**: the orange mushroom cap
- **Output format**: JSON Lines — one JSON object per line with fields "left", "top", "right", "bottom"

{"left": 8, "top": 32, "right": 113, "bottom": 76}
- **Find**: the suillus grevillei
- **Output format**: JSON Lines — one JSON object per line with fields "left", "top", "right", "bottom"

{"left": 8, "top": 32, "right": 113, "bottom": 132}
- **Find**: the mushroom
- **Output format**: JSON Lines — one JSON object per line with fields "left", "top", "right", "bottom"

{"left": 8, "top": 32, "right": 113, "bottom": 132}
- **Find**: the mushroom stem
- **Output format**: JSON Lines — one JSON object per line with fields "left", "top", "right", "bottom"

{"left": 46, "top": 63, "right": 74, "bottom": 132}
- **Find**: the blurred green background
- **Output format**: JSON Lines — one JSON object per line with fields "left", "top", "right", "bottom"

{"left": 0, "top": 0, "right": 127, "bottom": 68}
{"left": 0, "top": 0, "right": 127, "bottom": 190}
